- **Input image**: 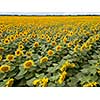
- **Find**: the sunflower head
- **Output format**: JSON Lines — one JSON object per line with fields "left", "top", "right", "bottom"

{"left": 0, "top": 65, "right": 10, "bottom": 73}
{"left": 67, "top": 42, "right": 73, "bottom": 48}
{"left": 32, "top": 79, "right": 40, "bottom": 86}
{"left": 40, "top": 56, "right": 48, "bottom": 63}
{"left": 22, "top": 38, "right": 28, "bottom": 43}
{"left": 6, "top": 54, "right": 14, "bottom": 61}
{"left": 10, "top": 35, "right": 15, "bottom": 41}
{"left": 56, "top": 45, "right": 62, "bottom": 51}
{"left": 47, "top": 50, "right": 54, "bottom": 56}
{"left": 46, "top": 38, "right": 51, "bottom": 43}
{"left": 26, "top": 51, "right": 32, "bottom": 57}
{"left": 0, "top": 47, "right": 4, "bottom": 52}
{"left": 41, "top": 78, "right": 48, "bottom": 87}
{"left": 6, "top": 78, "right": 14, "bottom": 87}
{"left": 58, "top": 71, "right": 67, "bottom": 84}
{"left": 23, "top": 60, "right": 35, "bottom": 69}
{"left": 63, "top": 37, "right": 67, "bottom": 43}
{"left": 18, "top": 44, "right": 24, "bottom": 50}
{"left": 15, "top": 49, "right": 23, "bottom": 56}
{"left": 0, "top": 55, "right": 2, "bottom": 61}
{"left": 51, "top": 41, "right": 56, "bottom": 46}
{"left": 41, "top": 34, "right": 45, "bottom": 39}
{"left": 4, "top": 38, "right": 10, "bottom": 45}
{"left": 34, "top": 42, "right": 39, "bottom": 48}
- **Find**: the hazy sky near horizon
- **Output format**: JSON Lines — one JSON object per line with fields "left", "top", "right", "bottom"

{"left": 0, "top": 12, "right": 100, "bottom": 15}
{"left": 0, "top": 0, "right": 100, "bottom": 14}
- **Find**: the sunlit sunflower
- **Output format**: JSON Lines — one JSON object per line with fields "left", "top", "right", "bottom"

{"left": 41, "top": 77, "right": 48, "bottom": 87}
{"left": 41, "top": 34, "right": 45, "bottom": 39}
{"left": 46, "top": 38, "right": 51, "bottom": 43}
{"left": 32, "top": 79, "right": 40, "bottom": 86}
{"left": 58, "top": 71, "right": 67, "bottom": 84}
{"left": 6, "top": 54, "right": 15, "bottom": 61}
{"left": 4, "top": 38, "right": 10, "bottom": 44}
{"left": 63, "top": 37, "right": 67, "bottom": 43}
{"left": 15, "top": 34, "right": 19, "bottom": 38}
{"left": 18, "top": 44, "right": 24, "bottom": 50}
{"left": 51, "top": 41, "right": 56, "bottom": 46}
{"left": 6, "top": 78, "right": 14, "bottom": 87}
{"left": 23, "top": 60, "right": 35, "bottom": 69}
{"left": 25, "top": 51, "right": 32, "bottom": 58}
{"left": 47, "top": 50, "right": 54, "bottom": 56}
{"left": 67, "top": 41, "right": 73, "bottom": 48}
{"left": 22, "top": 38, "right": 28, "bottom": 43}
{"left": 40, "top": 56, "right": 48, "bottom": 63}
{"left": 34, "top": 42, "right": 39, "bottom": 48}
{"left": 10, "top": 35, "right": 15, "bottom": 41}
{"left": 0, "top": 55, "right": 2, "bottom": 61}
{"left": 15, "top": 49, "right": 23, "bottom": 56}
{"left": 56, "top": 45, "right": 62, "bottom": 51}
{"left": 0, "top": 65, "right": 10, "bottom": 73}
{"left": 0, "top": 47, "right": 4, "bottom": 52}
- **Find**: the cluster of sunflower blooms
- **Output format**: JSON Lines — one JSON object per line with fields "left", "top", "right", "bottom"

{"left": 80, "top": 34, "right": 100, "bottom": 51}
{"left": 33, "top": 78, "right": 48, "bottom": 87}
{"left": 58, "top": 61, "right": 75, "bottom": 84}
{"left": 0, "top": 16, "right": 100, "bottom": 87}
{"left": 83, "top": 82, "right": 98, "bottom": 87}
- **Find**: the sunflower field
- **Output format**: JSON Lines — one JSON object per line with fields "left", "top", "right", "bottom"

{"left": 0, "top": 16, "right": 100, "bottom": 87}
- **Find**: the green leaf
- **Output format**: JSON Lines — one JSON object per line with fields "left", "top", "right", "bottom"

{"left": 63, "top": 55, "right": 71, "bottom": 59}
{"left": 25, "top": 72, "right": 35, "bottom": 80}
{"left": 67, "top": 77, "right": 78, "bottom": 87}
{"left": 15, "top": 67, "right": 27, "bottom": 80}
{"left": 0, "top": 73, "right": 6, "bottom": 81}
{"left": 35, "top": 73, "right": 45, "bottom": 78}
{"left": 49, "top": 75, "right": 59, "bottom": 81}
{"left": 88, "top": 60, "right": 98, "bottom": 65}
{"left": 26, "top": 78, "right": 36, "bottom": 86}
{"left": 81, "top": 68, "right": 89, "bottom": 74}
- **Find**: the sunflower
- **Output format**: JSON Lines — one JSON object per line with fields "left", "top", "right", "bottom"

{"left": 40, "top": 34, "right": 45, "bottom": 39}
{"left": 51, "top": 41, "right": 56, "bottom": 46}
{"left": 4, "top": 38, "right": 10, "bottom": 45}
{"left": 0, "top": 47, "right": 4, "bottom": 52}
{"left": 47, "top": 50, "right": 54, "bottom": 56}
{"left": 6, "top": 78, "right": 14, "bottom": 87}
{"left": 15, "top": 49, "right": 23, "bottom": 56}
{"left": 56, "top": 45, "right": 62, "bottom": 51}
{"left": 0, "top": 65, "right": 10, "bottom": 73}
{"left": 22, "top": 38, "right": 28, "bottom": 43}
{"left": 6, "top": 54, "right": 15, "bottom": 61}
{"left": 23, "top": 60, "right": 35, "bottom": 69}
{"left": 74, "top": 44, "right": 79, "bottom": 52}
{"left": 80, "top": 44, "right": 87, "bottom": 51}
{"left": 40, "top": 56, "right": 48, "bottom": 63}
{"left": 26, "top": 51, "right": 32, "bottom": 57}
{"left": 41, "top": 78, "right": 48, "bottom": 87}
{"left": 15, "top": 34, "right": 19, "bottom": 38}
{"left": 18, "top": 44, "right": 24, "bottom": 50}
{"left": 10, "top": 35, "right": 15, "bottom": 41}
{"left": 63, "top": 37, "right": 67, "bottom": 43}
{"left": 34, "top": 42, "right": 39, "bottom": 48}
{"left": 0, "top": 55, "right": 2, "bottom": 61}
{"left": 58, "top": 71, "right": 67, "bottom": 84}
{"left": 19, "top": 32, "right": 23, "bottom": 37}
{"left": 32, "top": 79, "right": 40, "bottom": 86}
{"left": 67, "top": 41, "right": 73, "bottom": 48}
{"left": 46, "top": 38, "right": 51, "bottom": 43}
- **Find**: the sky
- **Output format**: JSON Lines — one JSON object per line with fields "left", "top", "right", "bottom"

{"left": 0, "top": 0, "right": 100, "bottom": 15}
{"left": 0, "top": 12, "right": 100, "bottom": 15}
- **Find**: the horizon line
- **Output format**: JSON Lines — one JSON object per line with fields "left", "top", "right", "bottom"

{"left": 0, "top": 12, "right": 100, "bottom": 15}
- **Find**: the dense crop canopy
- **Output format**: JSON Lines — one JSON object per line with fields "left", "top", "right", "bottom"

{"left": 0, "top": 16, "right": 100, "bottom": 87}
